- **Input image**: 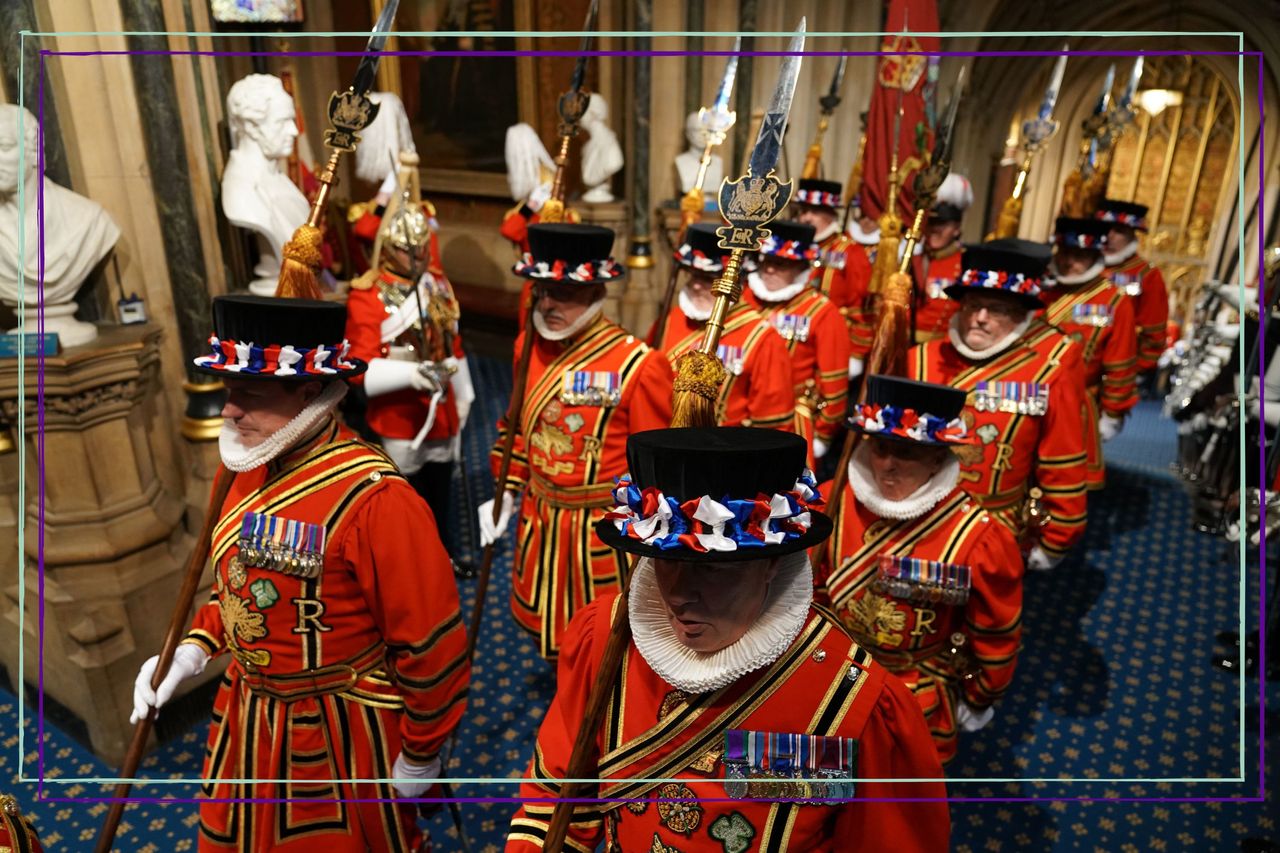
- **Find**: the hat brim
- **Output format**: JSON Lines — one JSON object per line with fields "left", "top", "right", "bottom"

{"left": 516, "top": 270, "right": 622, "bottom": 286}
{"left": 192, "top": 358, "right": 367, "bottom": 381}
{"left": 847, "top": 424, "right": 973, "bottom": 447}
{"left": 943, "top": 284, "right": 1043, "bottom": 311}
{"left": 594, "top": 511, "right": 832, "bottom": 563}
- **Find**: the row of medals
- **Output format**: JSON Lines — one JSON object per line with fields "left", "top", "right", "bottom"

{"left": 872, "top": 575, "right": 970, "bottom": 606}
{"left": 228, "top": 540, "right": 323, "bottom": 589}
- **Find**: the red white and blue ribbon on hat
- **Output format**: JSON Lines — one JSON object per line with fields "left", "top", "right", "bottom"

{"left": 513, "top": 255, "right": 623, "bottom": 282}
{"left": 957, "top": 267, "right": 1042, "bottom": 298}
{"left": 674, "top": 244, "right": 729, "bottom": 272}
{"left": 194, "top": 336, "right": 359, "bottom": 376}
{"left": 605, "top": 471, "right": 824, "bottom": 554}
{"left": 758, "top": 234, "right": 819, "bottom": 262}
{"left": 794, "top": 187, "right": 841, "bottom": 208}
{"left": 1095, "top": 209, "right": 1147, "bottom": 230}
{"left": 1053, "top": 230, "right": 1106, "bottom": 250}
{"left": 850, "top": 403, "right": 977, "bottom": 445}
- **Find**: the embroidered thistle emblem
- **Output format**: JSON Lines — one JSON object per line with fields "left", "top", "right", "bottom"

{"left": 849, "top": 591, "right": 907, "bottom": 646}
{"left": 219, "top": 594, "right": 267, "bottom": 645}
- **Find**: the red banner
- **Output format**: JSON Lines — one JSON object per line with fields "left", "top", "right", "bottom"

{"left": 858, "top": 0, "right": 940, "bottom": 222}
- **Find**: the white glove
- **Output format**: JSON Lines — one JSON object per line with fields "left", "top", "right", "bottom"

{"left": 1025, "top": 545, "right": 1062, "bottom": 572}
{"left": 848, "top": 356, "right": 864, "bottom": 380}
{"left": 478, "top": 491, "right": 515, "bottom": 547}
{"left": 813, "top": 437, "right": 830, "bottom": 460}
{"left": 955, "top": 702, "right": 995, "bottom": 733}
{"left": 375, "top": 168, "right": 399, "bottom": 204}
{"left": 1097, "top": 413, "right": 1125, "bottom": 442}
{"left": 410, "top": 363, "right": 442, "bottom": 394}
{"left": 527, "top": 181, "right": 553, "bottom": 213}
{"left": 130, "top": 643, "right": 209, "bottom": 724}
{"left": 391, "top": 752, "right": 441, "bottom": 798}
{"left": 450, "top": 357, "right": 476, "bottom": 432}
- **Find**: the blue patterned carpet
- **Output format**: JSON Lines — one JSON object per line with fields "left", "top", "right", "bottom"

{"left": 1, "top": 357, "right": 1275, "bottom": 852}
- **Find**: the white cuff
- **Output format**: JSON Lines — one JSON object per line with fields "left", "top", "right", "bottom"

{"left": 848, "top": 357, "right": 864, "bottom": 380}
{"left": 365, "top": 358, "right": 419, "bottom": 397}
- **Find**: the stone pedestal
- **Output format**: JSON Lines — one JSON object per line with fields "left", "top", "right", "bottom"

{"left": 0, "top": 324, "right": 223, "bottom": 764}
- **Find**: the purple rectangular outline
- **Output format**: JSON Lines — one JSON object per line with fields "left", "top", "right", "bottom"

{"left": 28, "top": 43, "right": 1266, "bottom": 810}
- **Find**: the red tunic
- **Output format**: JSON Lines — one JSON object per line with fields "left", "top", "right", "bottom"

{"left": 507, "top": 595, "right": 951, "bottom": 853}
{"left": 909, "top": 321, "right": 1090, "bottom": 560}
{"left": 183, "top": 420, "right": 470, "bottom": 852}
{"left": 492, "top": 317, "right": 674, "bottom": 659}
{"left": 811, "top": 232, "right": 872, "bottom": 358}
{"left": 1105, "top": 253, "right": 1169, "bottom": 372}
{"left": 344, "top": 269, "right": 465, "bottom": 442}
{"left": 841, "top": 240, "right": 878, "bottom": 361}
{"left": 815, "top": 480, "right": 1023, "bottom": 764}
{"left": 1040, "top": 275, "right": 1138, "bottom": 489}
{"left": 649, "top": 301, "right": 795, "bottom": 431}
{"left": 912, "top": 245, "right": 962, "bottom": 345}
{"left": 745, "top": 287, "right": 850, "bottom": 451}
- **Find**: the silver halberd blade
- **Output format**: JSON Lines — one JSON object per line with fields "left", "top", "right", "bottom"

{"left": 748, "top": 17, "right": 806, "bottom": 178}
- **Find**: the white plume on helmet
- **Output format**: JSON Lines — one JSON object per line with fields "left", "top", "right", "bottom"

{"left": 505, "top": 123, "right": 555, "bottom": 202}
{"left": 935, "top": 173, "right": 974, "bottom": 211}
{"left": 355, "top": 91, "right": 416, "bottom": 185}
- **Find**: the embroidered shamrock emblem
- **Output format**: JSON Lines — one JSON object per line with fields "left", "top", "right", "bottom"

{"left": 564, "top": 413, "right": 585, "bottom": 434}
{"left": 708, "top": 811, "right": 755, "bottom": 853}
{"left": 249, "top": 578, "right": 279, "bottom": 610}
{"left": 976, "top": 423, "right": 1000, "bottom": 445}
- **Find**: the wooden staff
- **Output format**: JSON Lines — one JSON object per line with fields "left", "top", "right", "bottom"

{"left": 95, "top": 466, "right": 236, "bottom": 853}
{"left": 462, "top": 296, "right": 538, "bottom": 669}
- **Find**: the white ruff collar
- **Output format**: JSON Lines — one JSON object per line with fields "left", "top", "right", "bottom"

{"left": 218, "top": 381, "right": 348, "bottom": 472}
{"left": 1103, "top": 241, "right": 1139, "bottom": 266}
{"left": 846, "top": 219, "right": 880, "bottom": 245}
{"left": 678, "top": 287, "right": 712, "bottom": 322}
{"left": 847, "top": 442, "right": 960, "bottom": 520}
{"left": 746, "top": 269, "right": 811, "bottom": 304}
{"left": 814, "top": 219, "right": 841, "bottom": 243}
{"left": 1048, "top": 259, "right": 1105, "bottom": 287}
{"left": 532, "top": 297, "right": 605, "bottom": 341}
{"left": 629, "top": 552, "right": 813, "bottom": 694}
{"left": 947, "top": 311, "right": 1033, "bottom": 361}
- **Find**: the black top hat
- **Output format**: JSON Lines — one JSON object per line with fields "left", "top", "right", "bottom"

{"left": 595, "top": 427, "right": 832, "bottom": 562}
{"left": 1095, "top": 199, "right": 1149, "bottom": 232}
{"left": 943, "top": 238, "right": 1049, "bottom": 311}
{"left": 674, "top": 222, "right": 731, "bottom": 273}
{"left": 794, "top": 178, "right": 843, "bottom": 210}
{"left": 849, "top": 375, "right": 975, "bottom": 446}
{"left": 930, "top": 202, "right": 964, "bottom": 223}
{"left": 513, "top": 223, "right": 624, "bottom": 285}
{"left": 757, "top": 219, "right": 819, "bottom": 263}
{"left": 193, "top": 294, "right": 366, "bottom": 381}
{"left": 1052, "top": 216, "right": 1110, "bottom": 252}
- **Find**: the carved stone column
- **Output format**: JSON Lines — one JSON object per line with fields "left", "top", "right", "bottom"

{"left": 0, "top": 325, "right": 222, "bottom": 763}
{"left": 621, "top": 0, "right": 656, "bottom": 337}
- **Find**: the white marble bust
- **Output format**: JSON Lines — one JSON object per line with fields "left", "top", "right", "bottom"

{"left": 221, "top": 73, "right": 312, "bottom": 296}
{"left": 0, "top": 104, "right": 120, "bottom": 347}
{"left": 580, "top": 93, "right": 623, "bottom": 204}
{"left": 674, "top": 110, "right": 725, "bottom": 196}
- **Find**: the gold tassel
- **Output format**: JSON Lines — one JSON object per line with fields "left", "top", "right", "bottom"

{"left": 865, "top": 270, "right": 912, "bottom": 378}
{"left": 671, "top": 350, "right": 727, "bottom": 428}
{"left": 1060, "top": 169, "right": 1084, "bottom": 217}
{"left": 867, "top": 209, "right": 903, "bottom": 296}
{"left": 274, "top": 224, "right": 326, "bottom": 300}
{"left": 986, "top": 194, "right": 1024, "bottom": 241}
